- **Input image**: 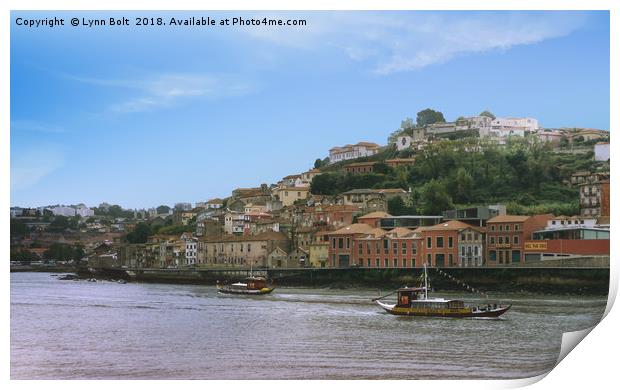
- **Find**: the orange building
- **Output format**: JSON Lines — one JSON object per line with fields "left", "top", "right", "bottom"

{"left": 357, "top": 211, "right": 392, "bottom": 228}
{"left": 418, "top": 220, "right": 485, "bottom": 267}
{"left": 486, "top": 214, "right": 553, "bottom": 265}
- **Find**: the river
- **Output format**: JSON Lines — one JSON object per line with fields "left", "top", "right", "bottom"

{"left": 10, "top": 272, "right": 607, "bottom": 379}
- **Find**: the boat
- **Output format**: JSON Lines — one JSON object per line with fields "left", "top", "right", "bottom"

{"left": 374, "top": 265, "right": 511, "bottom": 318}
{"left": 217, "top": 276, "right": 275, "bottom": 295}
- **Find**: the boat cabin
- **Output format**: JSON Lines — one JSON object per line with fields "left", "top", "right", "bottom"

{"left": 396, "top": 287, "right": 465, "bottom": 309}
{"left": 245, "top": 277, "right": 267, "bottom": 290}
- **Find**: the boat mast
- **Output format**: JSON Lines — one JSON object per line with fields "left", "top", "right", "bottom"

{"left": 424, "top": 263, "right": 428, "bottom": 299}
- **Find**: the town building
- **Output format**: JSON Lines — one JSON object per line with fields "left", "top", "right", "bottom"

{"left": 357, "top": 211, "right": 392, "bottom": 228}
{"left": 379, "top": 215, "right": 444, "bottom": 230}
{"left": 344, "top": 161, "right": 375, "bottom": 174}
{"left": 385, "top": 158, "right": 416, "bottom": 168}
{"left": 328, "top": 142, "right": 381, "bottom": 164}
{"left": 418, "top": 220, "right": 485, "bottom": 267}
{"left": 174, "top": 202, "right": 193, "bottom": 211}
{"left": 275, "top": 187, "right": 310, "bottom": 207}
{"left": 442, "top": 205, "right": 506, "bottom": 227}
{"left": 197, "top": 231, "right": 289, "bottom": 268}
{"left": 486, "top": 214, "right": 552, "bottom": 265}
{"left": 48, "top": 205, "right": 76, "bottom": 217}
{"left": 594, "top": 142, "right": 610, "bottom": 161}
{"left": 205, "top": 198, "right": 225, "bottom": 209}
{"left": 489, "top": 117, "right": 539, "bottom": 135}
{"left": 309, "top": 230, "right": 330, "bottom": 268}
{"left": 224, "top": 211, "right": 245, "bottom": 235}
{"left": 580, "top": 179, "right": 610, "bottom": 217}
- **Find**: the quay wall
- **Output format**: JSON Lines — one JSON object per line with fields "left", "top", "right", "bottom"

{"left": 86, "top": 263, "right": 610, "bottom": 295}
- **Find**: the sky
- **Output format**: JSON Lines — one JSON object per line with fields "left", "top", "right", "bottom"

{"left": 10, "top": 10, "right": 610, "bottom": 209}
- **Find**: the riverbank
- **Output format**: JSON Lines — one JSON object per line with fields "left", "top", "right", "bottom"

{"left": 72, "top": 266, "right": 611, "bottom": 295}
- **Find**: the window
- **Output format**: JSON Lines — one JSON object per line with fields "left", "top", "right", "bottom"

{"left": 436, "top": 237, "right": 444, "bottom": 248}
{"left": 358, "top": 243, "right": 363, "bottom": 255}
{"left": 461, "top": 234, "right": 466, "bottom": 241}
{"left": 448, "top": 254, "right": 453, "bottom": 265}
{"left": 332, "top": 238, "right": 336, "bottom": 249}
{"left": 384, "top": 259, "right": 389, "bottom": 267}
{"left": 427, "top": 237, "right": 432, "bottom": 249}
{"left": 505, "top": 225, "right": 510, "bottom": 231}
{"left": 393, "top": 242, "right": 398, "bottom": 255}
{"left": 403, "top": 259, "right": 407, "bottom": 267}
{"left": 512, "top": 250, "right": 521, "bottom": 263}
{"left": 499, "top": 225, "right": 503, "bottom": 232}
{"left": 402, "top": 242, "right": 407, "bottom": 255}
{"left": 498, "top": 236, "right": 503, "bottom": 244}
{"left": 367, "top": 259, "right": 371, "bottom": 268}
{"left": 462, "top": 247, "right": 465, "bottom": 256}
{"left": 491, "top": 225, "right": 496, "bottom": 231}
{"left": 376, "top": 258, "right": 380, "bottom": 267}
{"left": 247, "top": 244, "right": 251, "bottom": 252}
{"left": 514, "top": 224, "right": 519, "bottom": 231}
{"left": 489, "top": 250, "right": 496, "bottom": 261}
{"left": 338, "top": 238, "right": 343, "bottom": 249}
{"left": 393, "top": 259, "right": 398, "bottom": 267}
{"left": 513, "top": 236, "right": 519, "bottom": 245}
{"left": 448, "top": 237, "right": 453, "bottom": 248}
{"left": 366, "top": 243, "right": 371, "bottom": 254}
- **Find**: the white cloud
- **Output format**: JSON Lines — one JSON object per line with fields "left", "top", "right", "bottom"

{"left": 66, "top": 73, "right": 255, "bottom": 113}
{"left": 11, "top": 146, "right": 64, "bottom": 191}
{"left": 237, "top": 11, "right": 587, "bottom": 74}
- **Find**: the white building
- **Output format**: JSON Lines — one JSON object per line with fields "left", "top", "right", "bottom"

{"left": 546, "top": 216, "right": 598, "bottom": 230}
{"left": 75, "top": 205, "right": 95, "bottom": 218}
{"left": 183, "top": 237, "right": 198, "bottom": 266}
{"left": 174, "top": 202, "right": 193, "bottom": 211}
{"left": 594, "top": 142, "right": 610, "bottom": 161}
{"left": 489, "top": 117, "right": 539, "bottom": 137}
{"left": 328, "top": 142, "right": 381, "bottom": 164}
{"left": 49, "top": 205, "right": 76, "bottom": 217}
{"left": 224, "top": 211, "right": 245, "bottom": 235}
{"left": 205, "top": 198, "right": 224, "bottom": 209}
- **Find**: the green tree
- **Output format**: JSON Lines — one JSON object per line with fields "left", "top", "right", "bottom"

{"left": 373, "top": 162, "right": 392, "bottom": 175}
{"left": 126, "top": 222, "right": 151, "bottom": 244}
{"left": 454, "top": 167, "right": 474, "bottom": 203}
{"left": 11, "top": 248, "right": 40, "bottom": 263}
{"left": 416, "top": 108, "right": 446, "bottom": 127}
{"left": 48, "top": 216, "right": 70, "bottom": 232}
{"left": 479, "top": 110, "right": 496, "bottom": 120}
{"left": 418, "top": 180, "right": 453, "bottom": 215}
{"left": 314, "top": 158, "right": 325, "bottom": 169}
{"left": 10, "top": 219, "right": 28, "bottom": 237}
{"left": 43, "top": 243, "right": 75, "bottom": 262}
{"left": 387, "top": 196, "right": 415, "bottom": 216}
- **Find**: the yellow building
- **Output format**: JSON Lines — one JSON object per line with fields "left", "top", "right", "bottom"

{"left": 276, "top": 187, "right": 310, "bottom": 207}
{"left": 309, "top": 230, "right": 330, "bottom": 268}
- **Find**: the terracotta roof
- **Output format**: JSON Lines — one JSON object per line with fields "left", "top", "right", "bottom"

{"left": 282, "top": 174, "right": 302, "bottom": 180}
{"left": 358, "top": 211, "right": 392, "bottom": 219}
{"left": 328, "top": 223, "right": 384, "bottom": 236}
{"left": 206, "top": 198, "right": 224, "bottom": 204}
{"left": 202, "top": 231, "right": 287, "bottom": 243}
{"left": 423, "top": 220, "right": 484, "bottom": 232}
{"left": 487, "top": 215, "right": 530, "bottom": 223}
{"left": 345, "top": 162, "right": 376, "bottom": 167}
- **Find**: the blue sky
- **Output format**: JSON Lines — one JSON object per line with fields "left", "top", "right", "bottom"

{"left": 10, "top": 11, "right": 609, "bottom": 209}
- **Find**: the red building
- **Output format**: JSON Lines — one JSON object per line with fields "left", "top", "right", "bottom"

{"left": 327, "top": 224, "right": 422, "bottom": 268}
{"left": 418, "top": 220, "right": 485, "bottom": 267}
{"left": 486, "top": 214, "right": 553, "bottom": 265}
{"left": 357, "top": 211, "right": 391, "bottom": 228}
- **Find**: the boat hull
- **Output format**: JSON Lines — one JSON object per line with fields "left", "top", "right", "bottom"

{"left": 217, "top": 287, "right": 275, "bottom": 295}
{"left": 376, "top": 301, "right": 511, "bottom": 318}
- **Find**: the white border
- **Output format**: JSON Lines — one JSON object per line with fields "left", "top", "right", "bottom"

{"left": 2, "top": 1, "right": 617, "bottom": 389}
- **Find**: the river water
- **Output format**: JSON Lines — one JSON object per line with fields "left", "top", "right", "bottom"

{"left": 10, "top": 272, "right": 607, "bottom": 380}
